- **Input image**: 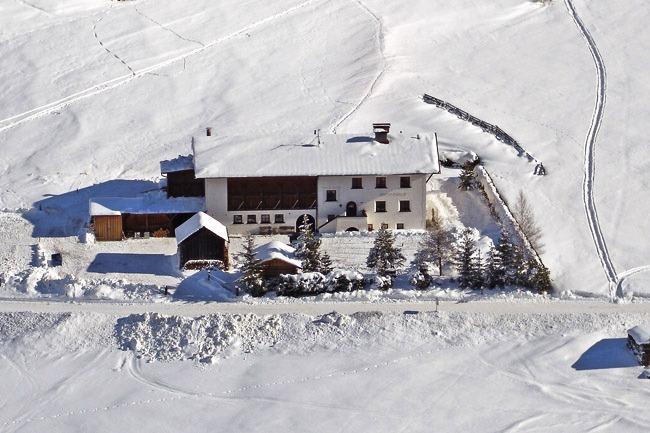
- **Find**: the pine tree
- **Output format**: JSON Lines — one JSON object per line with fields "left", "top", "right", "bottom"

{"left": 294, "top": 216, "right": 332, "bottom": 274}
{"left": 494, "top": 230, "right": 516, "bottom": 286}
{"left": 454, "top": 228, "right": 477, "bottom": 289}
{"left": 367, "top": 225, "right": 406, "bottom": 281}
{"left": 237, "top": 234, "right": 265, "bottom": 297}
{"left": 484, "top": 247, "right": 501, "bottom": 289}
{"left": 458, "top": 161, "right": 478, "bottom": 191}
{"left": 471, "top": 251, "right": 484, "bottom": 289}
{"left": 414, "top": 210, "right": 454, "bottom": 277}
{"left": 526, "top": 259, "right": 552, "bottom": 293}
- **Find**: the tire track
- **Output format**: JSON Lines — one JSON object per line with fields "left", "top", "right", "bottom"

{"left": 331, "top": 0, "right": 385, "bottom": 133}
{"left": 564, "top": 0, "right": 618, "bottom": 298}
{"left": 134, "top": 6, "right": 205, "bottom": 47}
{"left": 0, "top": 0, "right": 321, "bottom": 134}
{"left": 93, "top": 16, "right": 137, "bottom": 76}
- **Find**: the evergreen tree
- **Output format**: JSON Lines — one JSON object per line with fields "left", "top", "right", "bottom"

{"left": 494, "top": 230, "right": 515, "bottom": 286}
{"left": 294, "top": 216, "right": 333, "bottom": 274}
{"left": 454, "top": 228, "right": 477, "bottom": 289}
{"left": 458, "top": 161, "right": 478, "bottom": 191}
{"left": 526, "top": 259, "right": 552, "bottom": 293}
{"left": 367, "top": 225, "right": 406, "bottom": 282}
{"left": 484, "top": 247, "right": 501, "bottom": 289}
{"left": 471, "top": 251, "right": 484, "bottom": 289}
{"left": 413, "top": 210, "right": 454, "bottom": 276}
{"left": 237, "top": 234, "right": 265, "bottom": 297}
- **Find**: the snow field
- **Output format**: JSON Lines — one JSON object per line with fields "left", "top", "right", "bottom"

{"left": 3, "top": 310, "right": 650, "bottom": 431}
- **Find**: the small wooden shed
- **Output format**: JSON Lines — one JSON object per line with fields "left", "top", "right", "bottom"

{"left": 175, "top": 212, "right": 229, "bottom": 269}
{"left": 628, "top": 325, "right": 650, "bottom": 366}
{"left": 93, "top": 214, "right": 123, "bottom": 241}
{"left": 254, "top": 240, "right": 301, "bottom": 278}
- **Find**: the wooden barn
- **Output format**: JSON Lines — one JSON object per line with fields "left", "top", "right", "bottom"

{"left": 254, "top": 240, "right": 301, "bottom": 278}
{"left": 160, "top": 155, "right": 205, "bottom": 198}
{"left": 175, "top": 212, "right": 229, "bottom": 269}
{"left": 628, "top": 325, "right": 650, "bottom": 366}
{"left": 90, "top": 196, "right": 205, "bottom": 241}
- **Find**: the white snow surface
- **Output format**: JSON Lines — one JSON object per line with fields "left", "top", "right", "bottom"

{"left": 0, "top": 0, "right": 649, "bottom": 298}
{"left": 89, "top": 193, "right": 205, "bottom": 216}
{"left": 2, "top": 310, "right": 650, "bottom": 431}
{"left": 174, "top": 211, "right": 228, "bottom": 244}
{"left": 192, "top": 132, "right": 440, "bottom": 178}
{"left": 254, "top": 240, "right": 301, "bottom": 268}
{"left": 628, "top": 325, "right": 650, "bottom": 346}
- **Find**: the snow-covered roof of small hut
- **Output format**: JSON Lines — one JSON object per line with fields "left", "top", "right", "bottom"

{"left": 192, "top": 132, "right": 440, "bottom": 178}
{"left": 254, "top": 241, "right": 302, "bottom": 268}
{"left": 175, "top": 211, "right": 228, "bottom": 244}
{"left": 89, "top": 195, "right": 205, "bottom": 216}
{"left": 628, "top": 325, "right": 650, "bottom": 345}
{"left": 160, "top": 154, "right": 194, "bottom": 174}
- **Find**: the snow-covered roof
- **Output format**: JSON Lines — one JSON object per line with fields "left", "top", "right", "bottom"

{"left": 175, "top": 212, "right": 228, "bottom": 244}
{"left": 254, "top": 241, "right": 302, "bottom": 268}
{"left": 192, "top": 132, "right": 440, "bottom": 178}
{"left": 89, "top": 195, "right": 205, "bottom": 216}
{"left": 160, "top": 155, "right": 194, "bottom": 174}
{"left": 628, "top": 325, "right": 650, "bottom": 345}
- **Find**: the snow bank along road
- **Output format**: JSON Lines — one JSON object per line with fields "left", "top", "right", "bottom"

{"left": 564, "top": 0, "right": 618, "bottom": 296}
{"left": 2, "top": 299, "right": 650, "bottom": 316}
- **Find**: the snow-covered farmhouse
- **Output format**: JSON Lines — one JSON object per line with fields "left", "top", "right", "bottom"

{"left": 192, "top": 123, "right": 440, "bottom": 235}
{"left": 89, "top": 123, "right": 439, "bottom": 246}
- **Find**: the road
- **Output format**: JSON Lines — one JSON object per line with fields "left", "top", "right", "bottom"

{"left": 1, "top": 298, "right": 650, "bottom": 316}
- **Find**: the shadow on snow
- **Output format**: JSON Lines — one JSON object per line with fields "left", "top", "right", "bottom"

{"left": 572, "top": 338, "right": 638, "bottom": 371}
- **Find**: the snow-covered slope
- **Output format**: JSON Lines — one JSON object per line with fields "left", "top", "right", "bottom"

{"left": 1, "top": 0, "right": 649, "bottom": 296}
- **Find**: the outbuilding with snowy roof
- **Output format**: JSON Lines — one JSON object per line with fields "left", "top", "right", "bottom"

{"left": 254, "top": 240, "right": 301, "bottom": 278}
{"left": 175, "top": 212, "right": 229, "bottom": 269}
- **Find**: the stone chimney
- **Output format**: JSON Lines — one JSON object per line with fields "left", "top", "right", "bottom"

{"left": 373, "top": 123, "right": 390, "bottom": 144}
{"left": 206, "top": 127, "right": 213, "bottom": 137}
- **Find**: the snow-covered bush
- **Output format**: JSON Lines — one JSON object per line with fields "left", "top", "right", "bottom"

{"left": 325, "top": 269, "right": 365, "bottom": 293}
{"left": 410, "top": 268, "right": 434, "bottom": 290}
{"left": 277, "top": 270, "right": 365, "bottom": 296}
{"left": 278, "top": 272, "right": 326, "bottom": 296}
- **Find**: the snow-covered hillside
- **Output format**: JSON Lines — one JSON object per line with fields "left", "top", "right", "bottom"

{"left": 1, "top": 0, "right": 649, "bottom": 296}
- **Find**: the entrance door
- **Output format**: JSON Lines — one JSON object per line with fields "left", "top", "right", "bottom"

{"left": 346, "top": 201, "right": 357, "bottom": 217}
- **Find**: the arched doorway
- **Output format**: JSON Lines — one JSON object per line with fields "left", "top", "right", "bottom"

{"left": 346, "top": 201, "right": 357, "bottom": 217}
{"left": 296, "top": 214, "right": 315, "bottom": 232}
{"left": 345, "top": 227, "right": 359, "bottom": 232}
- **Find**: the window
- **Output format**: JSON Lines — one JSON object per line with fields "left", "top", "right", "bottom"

{"left": 396, "top": 223, "right": 405, "bottom": 230}
{"left": 247, "top": 215, "right": 257, "bottom": 224}
{"left": 274, "top": 214, "right": 285, "bottom": 224}
{"left": 233, "top": 215, "right": 243, "bottom": 224}
{"left": 399, "top": 200, "right": 411, "bottom": 212}
{"left": 381, "top": 223, "right": 389, "bottom": 230}
{"left": 367, "top": 224, "right": 374, "bottom": 231}
{"left": 327, "top": 214, "right": 336, "bottom": 222}
{"left": 375, "top": 201, "right": 387, "bottom": 213}
{"left": 400, "top": 176, "right": 411, "bottom": 188}
{"left": 375, "top": 177, "right": 387, "bottom": 189}
{"left": 326, "top": 190, "right": 337, "bottom": 202}
{"left": 260, "top": 214, "right": 271, "bottom": 224}
{"left": 351, "top": 177, "right": 363, "bottom": 189}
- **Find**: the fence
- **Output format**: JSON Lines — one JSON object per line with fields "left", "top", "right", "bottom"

{"left": 422, "top": 93, "right": 545, "bottom": 174}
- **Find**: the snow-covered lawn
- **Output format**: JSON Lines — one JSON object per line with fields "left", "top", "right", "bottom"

{"left": 2, "top": 310, "right": 650, "bottom": 432}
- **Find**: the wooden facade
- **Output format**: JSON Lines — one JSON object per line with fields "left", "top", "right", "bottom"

{"left": 261, "top": 258, "right": 300, "bottom": 279}
{"left": 628, "top": 333, "right": 650, "bottom": 366}
{"left": 178, "top": 227, "right": 228, "bottom": 268}
{"left": 227, "top": 176, "right": 317, "bottom": 211}
{"left": 93, "top": 215, "right": 123, "bottom": 241}
{"left": 166, "top": 169, "right": 205, "bottom": 198}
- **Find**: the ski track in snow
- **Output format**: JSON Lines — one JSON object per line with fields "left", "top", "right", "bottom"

{"left": 564, "top": 0, "right": 618, "bottom": 297}
{"left": 93, "top": 15, "right": 137, "bottom": 76}
{"left": 331, "top": 0, "right": 386, "bottom": 133}
{"left": 0, "top": 0, "right": 321, "bottom": 134}
{"left": 134, "top": 6, "right": 205, "bottom": 48}
{"left": 0, "top": 345, "right": 439, "bottom": 428}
